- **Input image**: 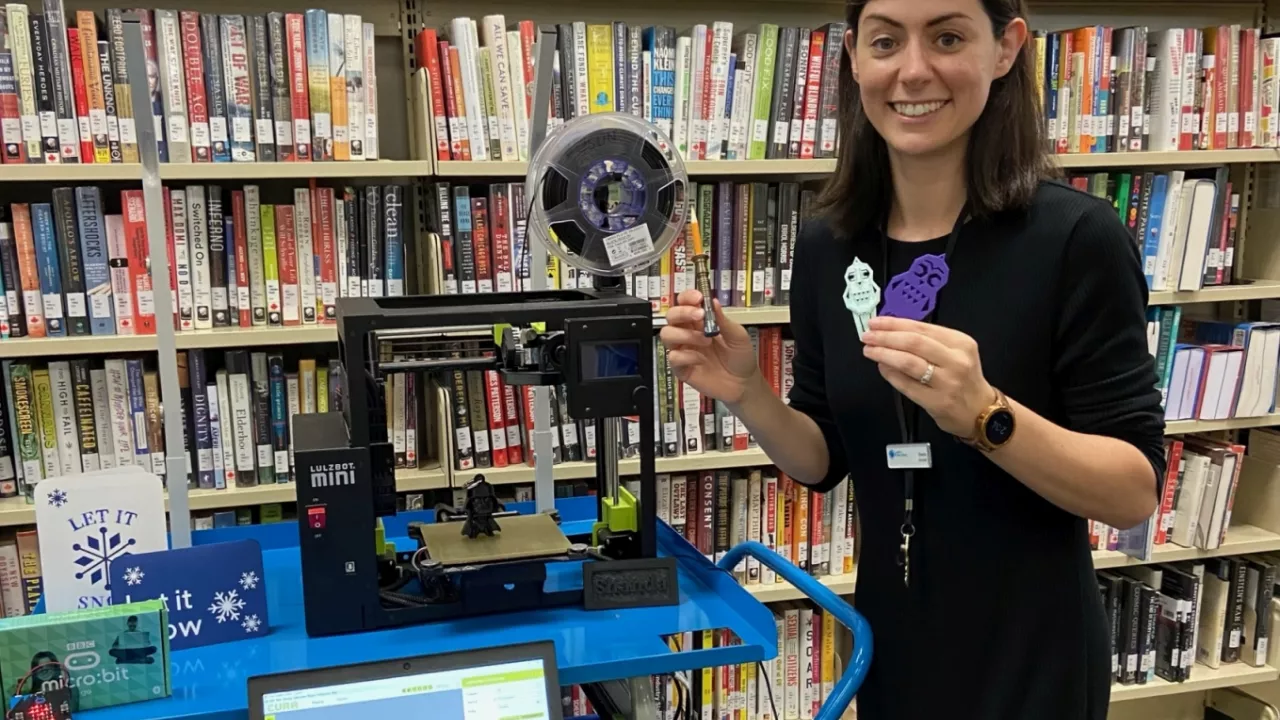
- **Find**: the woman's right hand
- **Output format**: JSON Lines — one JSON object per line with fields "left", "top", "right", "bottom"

{"left": 660, "top": 289, "right": 760, "bottom": 405}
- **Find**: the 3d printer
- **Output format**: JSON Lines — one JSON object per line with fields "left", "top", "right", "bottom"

{"left": 292, "top": 108, "right": 690, "bottom": 637}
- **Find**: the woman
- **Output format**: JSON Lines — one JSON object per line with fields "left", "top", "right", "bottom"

{"left": 660, "top": 0, "right": 1166, "bottom": 717}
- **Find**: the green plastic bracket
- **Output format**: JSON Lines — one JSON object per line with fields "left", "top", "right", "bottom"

{"left": 592, "top": 486, "right": 638, "bottom": 545}
{"left": 492, "top": 322, "right": 547, "bottom": 346}
{"left": 375, "top": 518, "right": 394, "bottom": 558}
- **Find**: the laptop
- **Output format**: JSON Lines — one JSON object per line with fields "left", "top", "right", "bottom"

{"left": 248, "top": 640, "right": 564, "bottom": 720}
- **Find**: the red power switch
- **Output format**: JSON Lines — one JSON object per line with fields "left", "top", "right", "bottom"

{"left": 307, "top": 505, "right": 327, "bottom": 530}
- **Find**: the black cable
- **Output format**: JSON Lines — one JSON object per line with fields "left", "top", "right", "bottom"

{"left": 673, "top": 672, "right": 688, "bottom": 720}
{"left": 757, "top": 660, "right": 780, "bottom": 720}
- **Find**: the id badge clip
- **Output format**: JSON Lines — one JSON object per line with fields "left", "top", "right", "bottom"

{"left": 886, "top": 443, "right": 932, "bottom": 470}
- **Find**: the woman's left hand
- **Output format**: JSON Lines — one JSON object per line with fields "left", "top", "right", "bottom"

{"left": 861, "top": 316, "right": 997, "bottom": 440}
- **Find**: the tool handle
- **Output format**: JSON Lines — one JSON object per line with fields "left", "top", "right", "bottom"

{"left": 692, "top": 254, "right": 720, "bottom": 337}
{"left": 717, "top": 541, "right": 872, "bottom": 720}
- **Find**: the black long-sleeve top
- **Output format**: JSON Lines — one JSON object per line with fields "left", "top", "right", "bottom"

{"left": 787, "top": 180, "right": 1167, "bottom": 720}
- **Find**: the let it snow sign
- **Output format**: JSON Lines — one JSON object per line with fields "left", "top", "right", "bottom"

{"left": 110, "top": 539, "right": 270, "bottom": 651}
{"left": 34, "top": 470, "right": 168, "bottom": 613}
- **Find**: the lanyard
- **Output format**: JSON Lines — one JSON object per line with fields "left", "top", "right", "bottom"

{"left": 879, "top": 204, "right": 968, "bottom": 587}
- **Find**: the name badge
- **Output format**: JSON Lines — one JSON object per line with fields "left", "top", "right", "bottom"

{"left": 886, "top": 443, "right": 932, "bottom": 470}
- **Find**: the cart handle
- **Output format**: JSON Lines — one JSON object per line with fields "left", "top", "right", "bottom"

{"left": 717, "top": 541, "right": 872, "bottom": 720}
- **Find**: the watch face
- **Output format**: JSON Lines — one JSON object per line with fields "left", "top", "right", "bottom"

{"left": 985, "top": 409, "right": 1015, "bottom": 445}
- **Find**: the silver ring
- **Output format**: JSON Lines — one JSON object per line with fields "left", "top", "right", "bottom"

{"left": 919, "top": 363, "right": 935, "bottom": 386}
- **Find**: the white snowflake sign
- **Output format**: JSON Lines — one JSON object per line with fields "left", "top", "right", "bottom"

{"left": 35, "top": 468, "right": 167, "bottom": 613}
{"left": 108, "top": 538, "right": 269, "bottom": 650}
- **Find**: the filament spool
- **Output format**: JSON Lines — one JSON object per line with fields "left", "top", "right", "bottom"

{"left": 525, "top": 113, "right": 689, "bottom": 278}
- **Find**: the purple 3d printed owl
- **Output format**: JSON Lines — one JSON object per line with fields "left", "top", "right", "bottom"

{"left": 881, "top": 253, "right": 951, "bottom": 321}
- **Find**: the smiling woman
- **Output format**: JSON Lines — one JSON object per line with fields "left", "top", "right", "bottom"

{"left": 816, "top": 0, "right": 1053, "bottom": 241}
{"left": 660, "top": 0, "right": 1167, "bottom": 719}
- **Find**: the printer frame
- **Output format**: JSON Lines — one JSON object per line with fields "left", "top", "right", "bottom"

{"left": 293, "top": 290, "right": 658, "bottom": 637}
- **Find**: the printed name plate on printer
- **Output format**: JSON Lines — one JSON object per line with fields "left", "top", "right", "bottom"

{"left": 248, "top": 640, "right": 564, "bottom": 720}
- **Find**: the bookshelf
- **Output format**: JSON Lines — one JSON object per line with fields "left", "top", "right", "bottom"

{"left": 0, "top": 307, "right": 797, "bottom": 359}
{"left": 1165, "top": 414, "right": 1280, "bottom": 434}
{"left": 1092, "top": 523, "right": 1280, "bottom": 569}
{"left": 2, "top": 0, "right": 1280, "bottom": 716}
{"left": 1109, "top": 663, "right": 1280, "bottom": 702}
{"left": 157, "top": 160, "right": 438, "bottom": 181}
{"left": 469, "top": 447, "right": 772, "bottom": 485}
{"left": 1149, "top": 278, "right": 1280, "bottom": 305}
{"left": 12, "top": 150, "right": 1280, "bottom": 186}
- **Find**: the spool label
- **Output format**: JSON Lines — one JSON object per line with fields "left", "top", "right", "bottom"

{"left": 603, "top": 224, "right": 657, "bottom": 267}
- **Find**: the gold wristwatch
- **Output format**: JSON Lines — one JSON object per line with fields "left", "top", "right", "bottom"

{"left": 964, "top": 388, "right": 1016, "bottom": 453}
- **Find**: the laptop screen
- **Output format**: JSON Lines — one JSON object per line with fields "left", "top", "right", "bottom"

{"left": 260, "top": 657, "right": 555, "bottom": 720}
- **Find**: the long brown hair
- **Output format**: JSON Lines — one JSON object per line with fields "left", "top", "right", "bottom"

{"left": 812, "top": 0, "right": 1054, "bottom": 238}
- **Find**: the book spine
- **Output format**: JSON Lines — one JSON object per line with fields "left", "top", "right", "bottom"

{"left": 73, "top": 186, "right": 112, "bottom": 334}
{"left": 102, "top": 214, "right": 132, "bottom": 334}
{"left": 344, "top": 189, "right": 361, "bottom": 297}
{"left": 244, "top": 185, "right": 267, "bottom": 324}
{"left": 364, "top": 186, "right": 382, "bottom": 296}
{"left": 51, "top": 188, "right": 85, "bottom": 335}
{"left": 28, "top": 15, "right": 60, "bottom": 163}
{"left": 220, "top": 15, "right": 253, "bottom": 162}
{"left": 7, "top": 5, "right": 41, "bottom": 162}
{"left": 248, "top": 15, "right": 274, "bottom": 161}
{"left": 88, "top": 368, "right": 113, "bottom": 469}
{"left": 11, "top": 206, "right": 42, "bottom": 337}
{"left": 362, "top": 23, "right": 377, "bottom": 159}
{"left": 384, "top": 185, "right": 403, "bottom": 295}
{"left": 290, "top": 189, "right": 312, "bottom": 323}
{"left": 155, "top": 9, "right": 189, "bottom": 162}
{"left": 96, "top": 40, "right": 122, "bottom": 163}
{"left": 225, "top": 352, "right": 255, "bottom": 486}
{"left": 31, "top": 369, "right": 59, "bottom": 484}
{"left": 0, "top": 29, "right": 24, "bottom": 164}
{"left": 315, "top": 187, "right": 336, "bottom": 321}
{"left": 99, "top": 10, "right": 133, "bottom": 162}
{"left": 205, "top": 379, "right": 224, "bottom": 488}
{"left": 343, "top": 15, "right": 363, "bottom": 159}
{"left": 119, "top": 190, "right": 154, "bottom": 333}
{"left": 72, "top": 17, "right": 97, "bottom": 162}
{"left": 47, "top": 362, "right": 79, "bottom": 475}
{"left": 261, "top": 203, "right": 281, "bottom": 324}
{"left": 30, "top": 203, "right": 64, "bottom": 337}
{"left": 304, "top": 10, "right": 331, "bottom": 160}
{"left": 268, "top": 354, "right": 289, "bottom": 481}
{"left": 250, "top": 353, "right": 273, "bottom": 484}
{"left": 200, "top": 14, "right": 229, "bottom": 162}
{"left": 276, "top": 203, "right": 298, "bottom": 325}
{"left": 230, "top": 191, "right": 250, "bottom": 326}
{"left": 188, "top": 185, "right": 212, "bottom": 328}
{"left": 327, "top": 13, "right": 347, "bottom": 159}
{"left": 10, "top": 364, "right": 39, "bottom": 490}
{"left": 169, "top": 188, "right": 194, "bottom": 331}
{"left": 68, "top": 359, "right": 96, "bottom": 471}
{"left": 100, "top": 359, "right": 129, "bottom": 468}
{"left": 0, "top": 220, "right": 24, "bottom": 337}
{"left": 266, "top": 13, "right": 293, "bottom": 161}
{"left": 285, "top": 13, "right": 310, "bottom": 161}
{"left": 125, "top": 358, "right": 149, "bottom": 468}
{"left": 224, "top": 212, "right": 238, "bottom": 324}
{"left": 207, "top": 186, "right": 228, "bottom": 326}
{"left": 46, "top": 1, "right": 77, "bottom": 161}
{"left": 177, "top": 12, "right": 209, "bottom": 162}
{"left": 65, "top": 29, "right": 92, "bottom": 162}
